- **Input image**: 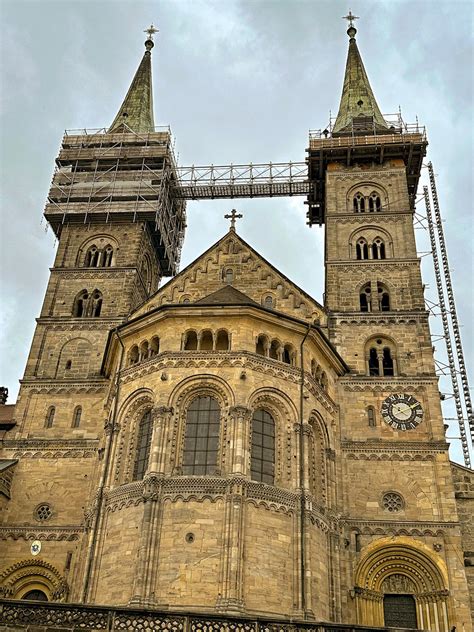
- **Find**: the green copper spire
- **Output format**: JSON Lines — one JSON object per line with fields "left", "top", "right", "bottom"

{"left": 108, "top": 25, "right": 158, "bottom": 134}
{"left": 332, "top": 16, "right": 388, "bottom": 136}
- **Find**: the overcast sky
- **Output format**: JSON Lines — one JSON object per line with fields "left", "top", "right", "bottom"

{"left": 1, "top": 0, "right": 472, "bottom": 463}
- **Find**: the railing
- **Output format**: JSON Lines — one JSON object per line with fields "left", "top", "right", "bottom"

{"left": 0, "top": 599, "right": 417, "bottom": 632}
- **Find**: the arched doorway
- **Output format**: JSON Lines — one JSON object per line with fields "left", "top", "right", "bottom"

{"left": 21, "top": 589, "right": 48, "bottom": 601}
{"left": 383, "top": 594, "right": 417, "bottom": 628}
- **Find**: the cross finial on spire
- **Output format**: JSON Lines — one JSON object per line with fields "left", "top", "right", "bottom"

{"left": 224, "top": 209, "right": 243, "bottom": 231}
{"left": 144, "top": 24, "right": 159, "bottom": 40}
{"left": 343, "top": 10, "right": 359, "bottom": 27}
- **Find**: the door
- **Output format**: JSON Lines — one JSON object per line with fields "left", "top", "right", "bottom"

{"left": 383, "top": 594, "right": 417, "bottom": 628}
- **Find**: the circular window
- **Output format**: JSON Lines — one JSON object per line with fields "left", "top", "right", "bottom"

{"left": 382, "top": 492, "right": 404, "bottom": 513}
{"left": 185, "top": 532, "right": 195, "bottom": 544}
{"left": 35, "top": 504, "right": 53, "bottom": 522}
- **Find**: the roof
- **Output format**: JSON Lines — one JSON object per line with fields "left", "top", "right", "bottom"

{"left": 195, "top": 285, "right": 259, "bottom": 306}
{"left": 108, "top": 41, "right": 155, "bottom": 134}
{"left": 0, "top": 460, "right": 17, "bottom": 472}
{"left": 333, "top": 27, "right": 388, "bottom": 136}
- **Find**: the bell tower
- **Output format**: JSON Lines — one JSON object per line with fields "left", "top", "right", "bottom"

{"left": 307, "top": 18, "right": 472, "bottom": 626}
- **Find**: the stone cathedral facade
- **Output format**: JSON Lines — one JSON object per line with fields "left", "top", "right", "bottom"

{"left": 0, "top": 23, "right": 473, "bottom": 632}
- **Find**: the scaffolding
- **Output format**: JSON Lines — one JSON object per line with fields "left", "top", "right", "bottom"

{"left": 423, "top": 164, "right": 474, "bottom": 466}
{"left": 45, "top": 126, "right": 186, "bottom": 275}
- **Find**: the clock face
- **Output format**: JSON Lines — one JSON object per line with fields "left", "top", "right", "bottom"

{"left": 381, "top": 393, "right": 424, "bottom": 431}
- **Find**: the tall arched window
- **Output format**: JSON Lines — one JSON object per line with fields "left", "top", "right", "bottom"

{"left": 215, "top": 330, "right": 230, "bottom": 351}
{"left": 72, "top": 406, "right": 82, "bottom": 428}
{"left": 356, "top": 239, "right": 369, "bottom": 260}
{"left": 382, "top": 347, "right": 394, "bottom": 376}
{"left": 269, "top": 339, "right": 280, "bottom": 360}
{"left": 353, "top": 193, "right": 365, "bottom": 213}
{"left": 73, "top": 290, "right": 88, "bottom": 317}
{"left": 102, "top": 245, "right": 113, "bottom": 267}
{"left": 45, "top": 406, "right": 55, "bottom": 429}
{"left": 283, "top": 344, "right": 294, "bottom": 365}
{"left": 150, "top": 337, "right": 160, "bottom": 356}
{"left": 128, "top": 345, "right": 139, "bottom": 366}
{"left": 367, "top": 406, "right": 376, "bottom": 427}
{"left": 368, "top": 348, "right": 379, "bottom": 376}
{"left": 251, "top": 409, "right": 275, "bottom": 485}
{"left": 133, "top": 409, "right": 153, "bottom": 480}
{"left": 183, "top": 396, "right": 220, "bottom": 475}
{"left": 200, "top": 330, "right": 214, "bottom": 351}
{"left": 139, "top": 340, "right": 149, "bottom": 361}
{"left": 256, "top": 334, "right": 268, "bottom": 356}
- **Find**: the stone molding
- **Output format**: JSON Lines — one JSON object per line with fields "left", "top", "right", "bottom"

{"left": 19, "top": 379, "right": 108, "bottom": 395}
{"left": 0, "top": 526, "right": 83, "bottom": 541}
{"left": 340, "top": 377, "right": 434, "bottom": 392}
{"left": 342, "top": 439, "right": 448, "bottom": 452}
{"left": 35, "top": 319, "right": 123, "bottom": 329}
{"left": 3, "top": 438, "right": 98, "bottom": 459}
{"left": 330, "top": 314, "right": 428, "bottom": 326}
{"left": 347, "top": 519, "right": 457, "bottom": 536}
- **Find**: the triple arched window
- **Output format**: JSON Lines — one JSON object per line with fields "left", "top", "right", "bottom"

{"left": 127, "top": 337, "right": 160, "bottom": 367}
{"left": 183, "top": 329, "right": 230, "bottom": 351}
{"left": 255, "top": 335, "right": 296, "bottom": 365}
{"left": 353, "top": 191, "right": 382, "bottom": 213}
{"left": 84, "top": 245, "right": 113, "bottom": 267}
{"left": 133, "top": 409, "right": 153, "bottom": 481}
{"left": 182, "top": 396, "right": 220, "bottom": 475}
{"left": 72, "top": 289, "right": 102, "bottom": 317}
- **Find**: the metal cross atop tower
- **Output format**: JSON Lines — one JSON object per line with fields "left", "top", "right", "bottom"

{"left": 342, "top": 10, "right": 359, "bottom": 27}
{"left": 144, "top": 24, "right": 159, "bottom": 40}
{"left": 224, "top": 209, "right": 243, "bottom": 230}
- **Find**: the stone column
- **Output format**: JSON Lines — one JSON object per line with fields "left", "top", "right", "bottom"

{"left": 147, "top": 406, "right": 174, "bottom": 476}
{"left": 216, "top": 478, "right": 247, "bottom": 613}
{"left": 228, "top": 406, "right": 252, "bottom": 476}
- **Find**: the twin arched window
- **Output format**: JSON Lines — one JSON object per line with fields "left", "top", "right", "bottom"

{"left": 356, "top": 237, "right": 386, "bottom": 260}
{"left": 367, "top": 338, "right": 397, "bottom": 377}
{"left": 353, "top": 191, "right": 382, "bottom": 213}
{"left": 84, "top": 245, "right": 113, "bottom": 267}
{"left": 73, "top": 289, "right": 102, "bottom": 317}
{"left": 360, "top": 282, "right": 390, "bottom": 312}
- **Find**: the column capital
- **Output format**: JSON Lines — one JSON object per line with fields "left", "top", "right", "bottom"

{"left": 152, "top": 405, "right": 174, "bottom": 419}
{"left": 229, "top": 405, "right": 253, "bottom": 422}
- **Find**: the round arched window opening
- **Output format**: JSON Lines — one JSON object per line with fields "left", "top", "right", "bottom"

{"left": 382, "top": 491, "right": 404, "bottom": 513}
{"left": 35, "top": 503, "right": 53, "bottom": 522}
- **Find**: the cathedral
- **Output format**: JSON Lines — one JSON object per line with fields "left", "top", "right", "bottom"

{"left": 0, "top": 18, "right": 473, "bottom": 632}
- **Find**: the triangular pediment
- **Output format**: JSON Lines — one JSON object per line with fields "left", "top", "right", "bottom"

{"left": 133, "top": 231, "right": 325, "bottom": 324}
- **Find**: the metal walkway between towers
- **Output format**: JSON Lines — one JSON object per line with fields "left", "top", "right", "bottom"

{"left": 173, "top": 162, "right": 310, "bottom": 200}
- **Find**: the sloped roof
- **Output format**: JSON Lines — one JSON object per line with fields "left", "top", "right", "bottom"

{"left": 195, "top": 285, "right": 259, "bottom": 306}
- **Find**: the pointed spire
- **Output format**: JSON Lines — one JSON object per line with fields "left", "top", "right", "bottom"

{"left": 332, "top": 15, "right": 388, "bottom": 136}
{"left": 108, "top": 26, "right": 158, "bottom": 134}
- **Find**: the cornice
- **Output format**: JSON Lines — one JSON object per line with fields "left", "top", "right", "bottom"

{"left": 2, "top": 438, "right": 98, "bottom": 459}
{"left": 341, "top": 440, "right": 448, "bottom": 452}
{"left": 327, "top": 259, "right": 419, "bottom": 268}
{"left": 339, "top": 376, "right": 437, "bottom": 392}
{"left": 329, "top": 313, "right": 428, "bottom": 326}
{"left": 19, "top": 379, "right": 108, "bottom": 394}
{"left": 345, "top": 519, "right": 458, "bottom": 532}
{"left": 49, "top": 267, "right": 136, "bottom": 276}
{"left": 326, "top": 213, "right": 412, "bottom": 225}
{"left": 36, "top": 318, "right": 123, "bottom": 329}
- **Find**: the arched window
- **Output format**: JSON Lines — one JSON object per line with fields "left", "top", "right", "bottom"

{"left": 184, "top": 330, "right": 198, "bottom": 351}
{"left": 45, "top": 406, "right": 55, "bottom": 429}
{"left": 224, "top": 268, "right": 234, "bottom": 284}
{"left": 356, "top": 239, "right": 369, "bottom": 260}
{"left": 251, "top": 409, "right": 275, "bottom": 484}
{"left": 321, "top": 371, "right": 328, "bottom": 390}
{"left": 360, "top": 283, "right": 372, "bottom": 312}
{"left": 369, "top": 192, "right": 382, "bottom": 212}
{"left": 133, "top": 409, "right": 153, "bottom": 481}
{"left": 353, "top": 193, "right": 365, "bottom": 213}
{"left": 84, "top": 246, "right": 99, "bottom": 267}
{"left": 72, "top": 406, "right": 82, "bottom": 428}
{"left": 65, "top": 360, "right": 72, "bottom": 370}
{"left": 73, "top": 290, "right": 88, "bottom": 317}
{"left": 372, "top": 238, "right": 386, "bottom": 260}
{"left": 139, "top": 340, "right": 149, "bottom": 361}
{"left": 263, "top": 295, "right": 274, "bottom": 309}
{"left": 367, "top": 406, "right": 376, "bottom": 427}
{"left": 128, "top": 345, "right": 139, "bottom": 366}
{"left": 382, "top": 347, "right": 394, "bottom": 376}
{"left": 368, "top": 348, "right": 379, "bottom": 376}
{"left": 311, "top": 359, "right": 316, "bottom": 377}
{"left": 215, "top": 330, "right": 230, "bottom": 351}
{"left": 200, "top": 330, "right": 214, "bottom": 351}
{"left": 183, "top": 396, "right": 220, "bottom": 475}
{"left": 102, "top": 245, "right": 113, "bottom": 267}
{"left": 377, "top": 283, "right": 390, "bottom": 311}
{"left": 269, "top": 339, "right": 280, "bottom": 360}
{"left": 21, "top": 590, "right": 48, "bottom": 601}
{"left": 256, "top": 334, "right": 267, "bottom": 356}
{"left": 90, "top": 290, "right": 102, "bottom": 317}
{"left": 150, "top": 336, "right": 160, "bottom": 357}
{"left": 283, "top": 344, "right": 294, "bottom": 365}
